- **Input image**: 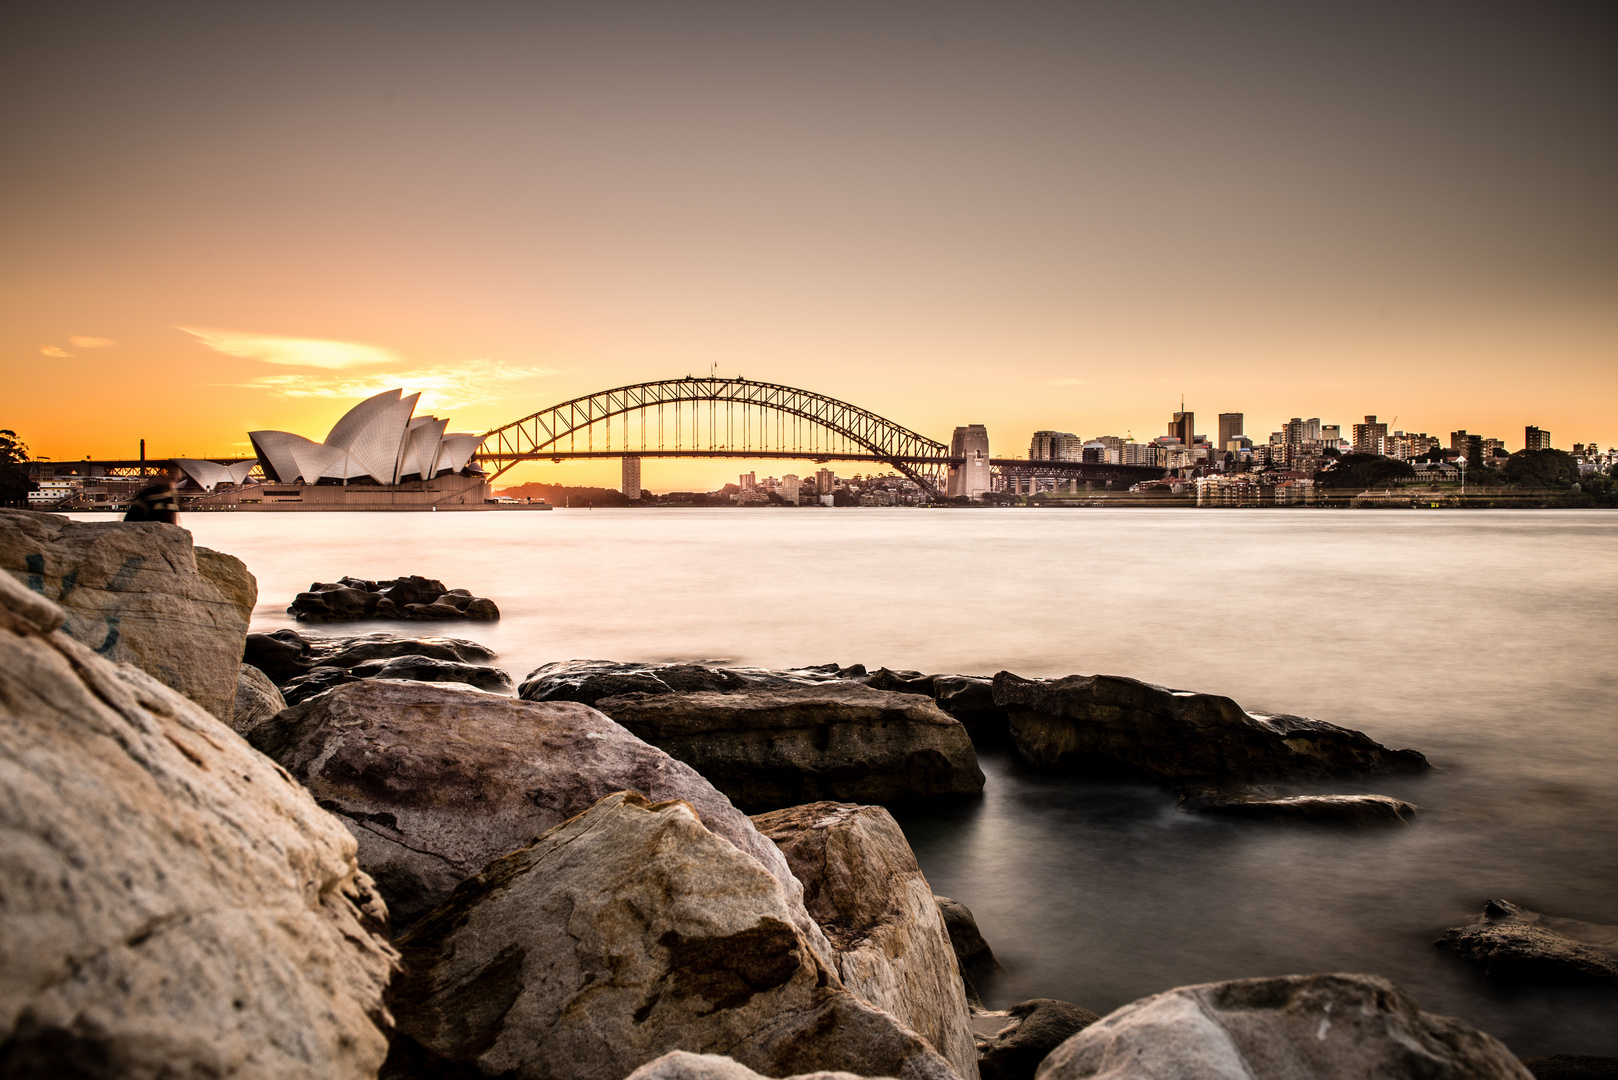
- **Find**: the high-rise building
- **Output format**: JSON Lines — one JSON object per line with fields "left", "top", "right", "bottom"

{"left": 1352, "top": 416, "right": 1389, "bottom": 455}
{"left": 780, "top": 474, "right": 801, "bottom": 505}
{"left": 1525, "top": 426, "right": 1551, "bottom": 451}
{"left": 1029, "top": 431, "right": 1082, "bottom": 461}
{"left": 814, "top": 467, "right": 836, "bottom": 495}
{"left": 1169, "top": 402, "right": 1194, "bottom": 448}
{"left": 946, "top": 425, "right": 991, "bottom": 498}
{"left": 1217, "top": 413, "right": 1243, "bottom": 451}
{"left": 1321, "top": 424, "right": 1342, "bottom": 444}
{"left": 1449, "top": 430, "right": 1470, "bottom": 456}
{"left": 1282, "top": 418, "right": 1322, "bottom": 444}
{"left": 621, "top": 456, "right": 641, "bottom": 499}
{"left": 739, "top": 471, "right": 756, "bottom": 491}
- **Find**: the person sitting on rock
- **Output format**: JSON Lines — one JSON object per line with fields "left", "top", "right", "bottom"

{"left": 124, "top": 478, "right": 179, "bottom": 524}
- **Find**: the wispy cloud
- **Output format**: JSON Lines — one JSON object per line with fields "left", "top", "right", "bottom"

{"left": 69, "top": 335, "right": 117, "bottom": 348}
{"left": 40, "top": 346, "right": 72, "bottom": 357}
{"left": 180, "top": 326, "right": 400, "bottom": 369}
{"left": 239, "top": 361, "right": 557, "bottom": 410}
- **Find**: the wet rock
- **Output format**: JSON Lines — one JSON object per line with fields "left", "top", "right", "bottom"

{"left": 517, "top": 658, "right": 862, "bottom": 706}
{"left": 289, "top": 574, "right": 499, "bottom": 622}
{"left": 233, "top": 662, "right": 286, "bottom": 736}
{"left": 1437, "top": 900, "right": 1618, "bottom": 985}
{"left": 280, "top": 664, "right": 361, "bottom": 705}
{"left": 1036, "top": 973, "right": 1532, "bottom": 1080}
{"left": 752, "top": 802, "right": 979, "bottom": 1079}
{"left": 346, "top": 653, "right": 513, "bottom": 692}
{"left": 248, "top": 679, "right": 831, "bottom": 947}
{"left": 245, "top": 627, "right": 498, "bottom": 683}
{"left": 0, "top": 571, "right": 397, "bottom": 1078}
{"left": 935, "top": 896, "right": 1003, "bottom": 1005}
{"left": 0, "top": 508, "right": 255, "bottom": 720}
{"left": 866, "top": 669, "right": 1010, "bottom": 748}
{"left": 992, "top": 671, "right": 1429, "bottom": 785}
{"left": 594, "top": 683, "right": 986, "bottom": 813}
{"left": 383, "top": 791, "right": 957, "bottom": 1080}
{"left": 1177, "top": 785, "right": 1420, "bottom": 826}
{"left": 626, "top": 1051, "right": 900, "bottom": 1080}
{"left": 1522, "top": 1055, "right": 1618, "bottom": 1079}
{"left": 977, "top": 1000, "right": 1099, "bottom": 1080}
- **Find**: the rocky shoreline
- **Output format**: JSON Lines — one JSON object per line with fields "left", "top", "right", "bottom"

{"left": 2, "top": 509, "right": 1609, "bottom": 1079}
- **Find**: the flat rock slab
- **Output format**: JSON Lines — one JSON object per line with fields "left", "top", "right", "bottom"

{"left": 1438, "top": 900, "right": 1618, "bottom": 985}
{"left": 0, "top": 509, "right": 255, "bottom": 720}
{"left": 1036, "top": 973, "right": 1532, "bottom": 1080}
{"left": 248, "top": 678, "right": 830, "bottom": 949}
{"left": 992, "top": 671, "right": 1429, "bottom": 784}
{"left": 290, "top": 574, "right": 498, "bottom": 622}
{"left": 518, "top": 658, "right": 864, "bottom": 706}
{"left": 753, "top": 802, "right": 979, "bottom": 1079}
{"left": 1178, "top": 785, "right": 1420, "bottom": 826}
{"left": 0, "top": 572, "right": 396, "bottom": 1078}
{"left": 384, "top": 792, "right": 956, "bottom": 1080}
{"left": 594, "top": 683, "right": 985, "bottom": 813}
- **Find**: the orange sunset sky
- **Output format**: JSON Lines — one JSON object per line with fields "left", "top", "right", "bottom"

{"left": 4, "top": 2, "right": 1615, "bottom": 491}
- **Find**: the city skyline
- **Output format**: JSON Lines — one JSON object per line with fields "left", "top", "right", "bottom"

{"left": 5, "top": 2, "right": 1614, "bottom": 492}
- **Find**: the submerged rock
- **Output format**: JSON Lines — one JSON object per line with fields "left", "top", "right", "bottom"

{"left": 594, "top": 682, "right": 985, "bottom": 813}
{"left": 0, "top": 571, "right": 397, "bottom": 1078}
{"left": 977, "top": 999, "right": 1100, "bottom": 1080}
{"left": 1177, "top": 785, "right": 1420, "bottom": 826}
{"left": 935, "top": 896, "right": 1004, "bottom": 1005}
{"left": 0, "top": 508, "right": 255, "bottom": 720}
{"left": 383, "top": 792, "right": 957, "bottom": 1080}
{"left": 992, "top": 671, "right": 1429, "bottom": 784}
{"left": 248, "top": 679, "right": 830, "bottom": 948}
{"left": 1438, "top": 900, "right": 1618, "bottom": 985}
{"left": 752, "top": 802, "right": 979, "bottom": 1079}
{"left": 1035, "top": 973, "right": 1532, "bottom": 1080}
{"left": 289, "top": 574, "right": 499, "bottom": 622}
{"left": 233, "top": 661, "right": 287, "bottom": 735}
{"left": 627, "top": 1051, "right": 901, "bottom": 1080}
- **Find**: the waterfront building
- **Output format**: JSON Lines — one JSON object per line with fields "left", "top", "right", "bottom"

{"left": 622, "top": 456, "right": 642, "bottom": 499}
{"left": 1029, "top": 430, "right": 1082, "bottom": 461}
{"left": 1525, "top": 425, "right": 1551, "bottom": 451}
{"left": 814, "top": 467, "right": 837, "bottom": 495}
{"left": 946, "top": 425, "right": 991, "bottom": 498}
{"left": 1352, "top": 416, "right": 1389, "bottom": 455}
{"left": 780, "top": 474, "right": 801, "bottom": 505}
{"left": 249, "top": 389, "right": 481, "bottom": 487}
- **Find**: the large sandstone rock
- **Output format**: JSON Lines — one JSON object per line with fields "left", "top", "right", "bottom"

{"left": 593, "top": 683, "right": 985, "bottom": 812}
{"left": 1177, "top": 785, "right": 1420, "bottom": 826}
{"left": 243, "top": 627, "right": 498, "bottom": 684}
{"left": 384, "top": 792, "right": 957, "bottom": 1080}
{"left": 233, "top": 661, "right": 287, "bottom": 735}
{"left": 752, "top": 802, "right": 979, "bottom": 1080}
{"left": 627, "top": 1050, "right": 898, "bottom": 1079}
{"left": 248, "top": 679, "right": 831, "bottom": 949}
{"left": 0, "top": 508, "right": 255, "bottom": 720}
{"left": 992, "top": 671, "right": 1429, "bottom": 784}
{"left": 1035, "top": 973, "right": 1532, "bottom": 1080}
{"left": 977, "top": 1000, "right": 1100, "bottom": 1080}
{"left": 0, "top": 571, "right": 397, "bottom": 1077}
{"left": 1438, "top": 900, "right": 1618, "bottom": 985}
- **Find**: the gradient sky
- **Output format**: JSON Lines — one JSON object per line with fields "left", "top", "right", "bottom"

{"left": 5, "top": 1, "right": 1615, "bottom": 490}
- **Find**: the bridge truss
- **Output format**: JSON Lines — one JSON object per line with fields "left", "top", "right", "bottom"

{"left": 478, "top": 377, "right": 954, "bottom": 495}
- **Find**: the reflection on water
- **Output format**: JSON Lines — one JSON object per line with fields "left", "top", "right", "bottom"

{"left": 159, "top": 507, "right": 1618, "bottom": 1057}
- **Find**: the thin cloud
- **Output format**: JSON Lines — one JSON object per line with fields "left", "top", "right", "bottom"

{"left": 40, "top": 346, "right": 73, "bottom": 357}
{"left": 69, "top": 335, "right": 117, "bottom": 348}
{"left": 238, "top": 361, "right": 557, "bottom": 411}
{"left": 180, "top": 326, "right": 400, "bottom": 369}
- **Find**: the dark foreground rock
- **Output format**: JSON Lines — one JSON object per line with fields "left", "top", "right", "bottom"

{"left": 594, "top": 683, "right": 985, "bottom": 812}
{"left": 1177, "top": 785, "right": 1420, "bottom": 826}
{"left": 383, "top": 792, "right": 957, "bottom": 1080}
{"left": 977, "top": 999, "right": 1099, "bottom": 1080}
{"left": 517, "top": 658, "right": 864, "bottom": 706}
{"left": 277, "top": 654, "right": 513, "bottom": 706}
{"left": 993, "top": 671, "right": 1429, "bottom": 785}
{"left": 1036, "top": 973, "right": 1532, "bottom": 1080}
{"left": 0, "top": 571, "right": 397, "bottom": 1078}
{"left": 289, "top": 574, "right": 498, "bottom": 622}
{"left": 867, "top": 669, "right": 1009, "bottom": 747}
{"left": 1523, "top": 1056, "right": 1618, "bottom": 1079}
{"left": 935, "top": 896, "right": 1003, "bottom": 1005}
{"left": 627, "top": 1051, "right": 903, "bottom": 1080}
{"left": 1, "top": 508, "right": 255, "bottom": 720}
{"left": 248, "top": 679, "right": 831, "bottom": 947}
{"left": 752, "top": 802, "right": 979, "bottom": 1079}
{"left": 245, "top": 627, "right": 498, "bottom": 683}
{"left": 1438, "top": 900, "right": 1618, "bottom": 985}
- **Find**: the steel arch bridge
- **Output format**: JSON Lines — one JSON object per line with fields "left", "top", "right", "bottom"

{"left": 477, "top": 376, "right": 954, "bottom": 494}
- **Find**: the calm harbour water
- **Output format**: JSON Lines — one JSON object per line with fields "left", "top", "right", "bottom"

{"left": 151, "top": 507, "right": 1618, "bottom": 1057}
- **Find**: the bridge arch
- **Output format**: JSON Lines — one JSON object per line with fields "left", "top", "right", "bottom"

{"left": 477, "top": 377, "right": 951, "bottom": 494}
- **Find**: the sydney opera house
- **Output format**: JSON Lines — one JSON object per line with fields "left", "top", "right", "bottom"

{"left": 188, "top": 389, "right": 493, "bottom": 510}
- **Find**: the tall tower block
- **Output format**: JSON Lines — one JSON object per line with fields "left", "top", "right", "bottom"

{"left": 946, "top": 425, "right": 991, "bottom": 498}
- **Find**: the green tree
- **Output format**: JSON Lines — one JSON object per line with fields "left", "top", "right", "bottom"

{"left": 0, "top": 429, "right": 36, "bottom": 508}
{"left": 1315, "top": 453, "right": 1415, "bottom": 489}
{"left": 1502, "top": 449, "right": 1579, "bottom": 489}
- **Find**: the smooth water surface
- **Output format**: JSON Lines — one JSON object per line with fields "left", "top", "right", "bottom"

{"left": 164, "top": 507, "right": 1618, "bottom": 1057}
